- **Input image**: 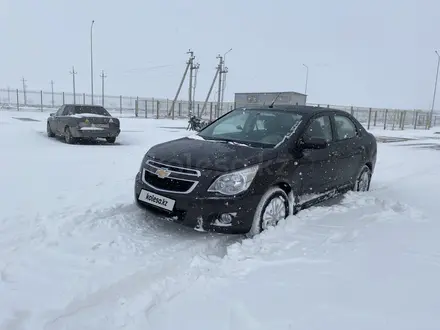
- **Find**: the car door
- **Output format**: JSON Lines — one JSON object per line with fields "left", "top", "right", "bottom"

{"left": 56, "top": 105, "right": 71, "bottom": 134}
{"left": 295, "top": 114, "right": 339, "bottom": 200}
{"left": 330, "top": 113, "right": 365, "bottom": 188}
{"left": 50, "top": 105, "right": 64, "bottom": 134}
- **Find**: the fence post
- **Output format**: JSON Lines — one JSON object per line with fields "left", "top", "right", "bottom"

{"left": 62, "top": 92, "right": 65, "bottom": 104}
{"left": 373, "top": 110, "right": 377, "bottom": 126}
{"left": 178, "top": 102, "right": 182, "bottom": 117}
{"left": 156, "top": 100, "right": 160, "bottom": 119}
{"left": 171, "top": 101, "right": 175, "bottom": 120}
{"left": 367, "top": 108, "right": 372, "bottom": 129}
{"left": 350, "top": 106, "right": 354, "bottom": 115}
{"left": 40, "top": 90, "right": 43, "bottom": 112}
{"left": 401, "top": 111, "right": 407, "bottom": 130}
{"left": 434, "top": 116, "right": 437, "bottom": 127}
{"left": 383, "top": 109, "right": 388, "bottom": 129}
{"left": 152, "top": 98, "right": 155, "bottom": 116}
{"left": 83, "top": 93, "right": 86, "bottom": 104}
{"left": 197, "top": 104, "right": 200, "bottom": 117}
{"left": 135, "top": 98, "right": 139, "bottom": 117}
{"left": 210, "top": 102, "right": 213, "bottom": 121}
{"left": 16, "top": 89, "right": 19, "bottom": 111}
{"left": 414, "top": 111, "right": 418, "bottom": 129}
{"left": 119, "top": 95, "right": 122, "bottom": 114}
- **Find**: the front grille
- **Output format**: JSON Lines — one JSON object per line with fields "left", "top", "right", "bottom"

{"left": 147, "top": 160, "right": 199, "bottom": 176}
{"left": 143, "top": 170, "right": 195, "bottom": 193}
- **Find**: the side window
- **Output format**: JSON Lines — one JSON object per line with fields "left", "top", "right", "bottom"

{"left": 63, "top": 105, "right": 73, "bottom": 116}
{"left": 334, "top": 115, "right": 357, "bottom": 140}
{"left": 212, "top": 112, "right": 249, "bottom": 135}
{"left": 304, "top": 116, "right": 333, "bottom": 142}
{"left": 56, "top": 106, "right": 65, "bottom": 116}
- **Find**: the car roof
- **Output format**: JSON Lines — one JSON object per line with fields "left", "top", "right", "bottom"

{"left": 238, "top": 105, "right": 350, "bottom": 118}
{"left": 63, "top": 104, "right": 104, "bottom": 107}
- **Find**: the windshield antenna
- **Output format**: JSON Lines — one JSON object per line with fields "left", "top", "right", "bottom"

{"left": 269, "top": 92, "right": 282, "bottom": 108}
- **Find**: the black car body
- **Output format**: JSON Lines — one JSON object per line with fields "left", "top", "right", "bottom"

{"left": 134, "top": 105, "right": 377, "bottom": 236}
{"left": 47, "top": 104, "right": 120, "bottom": 144}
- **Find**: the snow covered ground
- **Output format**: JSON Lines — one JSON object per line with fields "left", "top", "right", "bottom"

{"left": 0, "top": 110, "right": 439, "bottom": 330}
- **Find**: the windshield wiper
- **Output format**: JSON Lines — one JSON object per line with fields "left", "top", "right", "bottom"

{"left": 201, "top": 137, "right": 252, "bottom": 146}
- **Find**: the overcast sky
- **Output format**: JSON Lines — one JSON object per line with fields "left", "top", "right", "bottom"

{"left": 1, "top": 0, "right": 439, "bottom": 110}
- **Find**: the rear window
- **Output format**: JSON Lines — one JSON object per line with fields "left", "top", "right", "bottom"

{"left": 73, "top": 106, "right": 110, "bottom": 116}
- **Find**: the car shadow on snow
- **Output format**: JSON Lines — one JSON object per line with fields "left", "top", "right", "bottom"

{"left": 36, "top": 131, "right": 127, "bottom": 146}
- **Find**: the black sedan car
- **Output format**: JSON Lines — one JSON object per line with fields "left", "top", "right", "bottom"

{"left": 47, "top": 104, "right": 120, "bottom": 144}
{"left": 134, "top": 105, "right": 377, "bottom": 236}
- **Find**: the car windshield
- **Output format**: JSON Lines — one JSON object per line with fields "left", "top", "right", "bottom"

{"left": 197, "top": 108, "right": 303, "bottom": 148}
{"left": 73, "top": 106, "right": 110, "bottom": 116}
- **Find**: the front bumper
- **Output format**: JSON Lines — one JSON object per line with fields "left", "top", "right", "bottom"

{"left": 134, "top": 171, "right": 260, "bottom": 234}
{"left": 71, "top": 127, "right": 120, "bottom": 139}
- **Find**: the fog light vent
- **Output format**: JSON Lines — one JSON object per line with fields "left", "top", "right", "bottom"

{"left": 219, "top": 213, "right": 235, "bottom": 224}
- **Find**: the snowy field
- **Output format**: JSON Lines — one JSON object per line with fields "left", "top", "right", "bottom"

{"left": 1, "top": 110, "right": 440, "bottom": 330}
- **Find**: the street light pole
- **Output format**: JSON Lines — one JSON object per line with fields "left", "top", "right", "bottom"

{"left": 302, "top": 64, "right": 309, "bottom": 95}
{"left": 429, "top": 51, "right": 440, "bottom": 129}
{"left": 90, "top": 20, "right": 95, "bottom": 105}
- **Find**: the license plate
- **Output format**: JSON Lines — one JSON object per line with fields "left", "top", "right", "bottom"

{"left": 138, "top": 189, "right": 175, "bottom": 211}
{"left": 93, "top": 123, "right": 109, "bottom": 128}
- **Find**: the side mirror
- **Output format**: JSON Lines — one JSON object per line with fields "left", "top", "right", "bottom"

{"left": 49, "top": 113, "right": 55, "bottom": 117}
{"left": 299, "top": 137, "right": 328, "bottom": 149}
{"left": 236, "top": 125, "right": 243, "bottom": 130}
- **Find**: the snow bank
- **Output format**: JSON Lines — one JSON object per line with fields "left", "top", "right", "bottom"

{"left": 0, "top": 110, "right": 439, "bottom": 330}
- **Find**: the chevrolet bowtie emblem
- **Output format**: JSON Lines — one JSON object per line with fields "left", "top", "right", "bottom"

{"left": 155, "top": 168, "right": 171, "bottom": 179}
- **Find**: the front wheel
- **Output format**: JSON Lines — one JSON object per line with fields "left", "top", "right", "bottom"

{"left": 106, "top": 137, "right": 116, "bottom": 143}
{"left": 353, "top": 165, "right": 372, "bottom": 192}
{"left": 248, "top": 187, "right": 290, "bottom": 237}
{"left": 47, "top": 122, "right": 55, "bottom": 137}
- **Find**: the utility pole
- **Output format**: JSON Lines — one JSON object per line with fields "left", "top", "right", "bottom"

{"left": 50, "top": 80, "right": 55, "bottom": 107}
{"left": 70, "top": 66, "right": 77, "bottom": 104}
{"left": 429, "top": 51, "right": 440, "bottom": 129}
{"left": 21, "top": 77, "right": 27, "bottom": 105}
{"left": 90, "top": 20, "right": 95, "bottom": 105}
{"left": 215, "top": 55, "right": 228, "bottom": 116}
{"left": 168, "top": 50, "right": 199, "bottom": 117}
{"left": 187, "top": 51, "right": 199, "bottom": 115}
{"left": 100, "top": 70, "right": 107, "bottom": 106}
{"left": 7, "top": 86, "right": 10, "bottom": 104}
{"left": 220, "top": 48, "right": 232, "bottom": 113}
{"left": 200, "top": 56, "right": 223, "bottom": 117}
{"left": 303, "top": 64, "right": 309, "bottom": 95}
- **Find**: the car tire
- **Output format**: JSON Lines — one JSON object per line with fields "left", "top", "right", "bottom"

{"left": 353, "top": 165, "right": 372, "bottom": 192}
{"left": 47, "top": 122, "right": 55, "bottom": 137}
{"left": 64, "top": 127, "right": 75, "bottom": 144}
{"left": 106, "top": 137, "right": 116, "bottom": 144}
{"left": 248, "top": 187, "right": 290, "bottom": 237}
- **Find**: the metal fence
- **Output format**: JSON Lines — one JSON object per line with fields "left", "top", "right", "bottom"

{"left": 1, "top": 88, "right": 439, "bottom": 129}
{"left": 0, "top": 88, "right": 235, "bottom": 120}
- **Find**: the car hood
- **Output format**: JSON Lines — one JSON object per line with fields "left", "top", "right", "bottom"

{"left": 146, "top": 136, "right": 278, "bottom": 172}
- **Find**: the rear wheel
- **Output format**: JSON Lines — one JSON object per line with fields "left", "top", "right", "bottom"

{"left": 353, "top": 165, "right": 371, "bottom": 192}
{"left": 106, "top": 137, "right": 116, "bottom": 143}
{"left": 47, "top": 122, "right": 55, "bottom": 137}
{"left": 64, "top": 127, "right": 75, "bottom": 144}
{"left": 248, "top": 187, "right": 290, "bottom": 237}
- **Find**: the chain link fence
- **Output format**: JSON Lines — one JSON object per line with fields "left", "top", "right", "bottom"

{"left": 1, "top": 88, "right": 439, "bottom": 129}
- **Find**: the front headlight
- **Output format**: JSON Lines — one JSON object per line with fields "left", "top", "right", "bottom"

{"left": 207, "top": 165, "right": 259, "bottom": 195}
